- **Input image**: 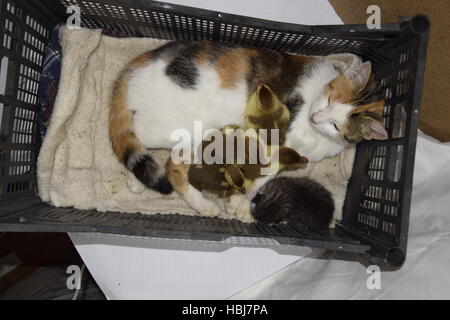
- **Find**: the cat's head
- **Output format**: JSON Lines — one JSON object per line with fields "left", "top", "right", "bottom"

{"left": 309, "top": 61, "right": 388, "bottom": 143}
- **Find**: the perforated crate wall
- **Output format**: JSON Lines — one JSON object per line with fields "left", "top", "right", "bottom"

{"left": 57, "top": 0, "right": 370, "bottom": 55}
{"left": 0, "top": 0, "right": 53, "bottom": 203}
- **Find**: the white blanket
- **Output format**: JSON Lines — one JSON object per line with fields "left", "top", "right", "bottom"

{"left": 37, "top": 27, "right": 357, "bottom": 222}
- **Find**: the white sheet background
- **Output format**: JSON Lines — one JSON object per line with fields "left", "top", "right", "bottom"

{"left": 70, "top": 0, "right": 450, "bottom": 299}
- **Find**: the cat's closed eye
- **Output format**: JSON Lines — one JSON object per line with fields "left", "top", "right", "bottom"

{"left": 333, "top": 123, "right": 339, "bottom": 131}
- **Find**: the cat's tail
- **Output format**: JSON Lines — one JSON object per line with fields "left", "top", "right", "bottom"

{"left": 108, "top": 69, "right": 173, "bottom": 195}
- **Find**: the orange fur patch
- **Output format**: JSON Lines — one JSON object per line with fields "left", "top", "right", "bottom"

{"left": 109, "top": 52, "right": 153, "bottom": 162}
{"left": 326, "top": 76, "right": 355, "bottom": 104}
{"left": 196, "top": 42, "right": 211, "bottom": 63}
{"left": 127, "top": 51, "right": 153, "bottom": 70}
{"left": 215, "top": 48, "right": 258, "bottom": 89}
{"left": 166, "top": 160, "right": 190, "bottom": 194}
{"left": 110, "top": 130, "right": 140, "bottom": 162}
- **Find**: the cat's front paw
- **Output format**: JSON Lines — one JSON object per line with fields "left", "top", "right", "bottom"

{"left": 225, "top": 194, "right": 242, "bottom": 215}
{"left": 196, "top": 201, "right": 223, "bottom": 218}
{"left": 127, "top": 172, "right": 146, "bottom": 194}
{"left": 235, "top": 198, "right": 254, "bottom": 223}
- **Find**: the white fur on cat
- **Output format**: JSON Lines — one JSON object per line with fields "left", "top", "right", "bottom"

{"left": 128, "top": 61, "right": 247, "bottom": 150}
{"left": 128, "top": 57, "right": 353, "bottom": 163}
{"left": 285, "top": 60, "right": 353, "bottom": 162}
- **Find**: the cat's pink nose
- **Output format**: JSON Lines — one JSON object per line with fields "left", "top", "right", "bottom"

{"left": 310, "top": 114, "right": 318, "bottom": 124}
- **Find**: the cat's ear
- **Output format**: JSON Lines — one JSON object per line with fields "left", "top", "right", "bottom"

{"left": 361, "top": 116, "right": 388, "bottom": 140}
{"left": 344, "top": 61, "right": 372, "bottom": 93}
{"left": 278, "top": 147, "right": 308, "bottom": 166}
{"left": 257, "top": 85, "right": 276, "bottom": 112}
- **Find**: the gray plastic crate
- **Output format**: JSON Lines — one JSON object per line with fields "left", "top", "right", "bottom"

{"left": 0, "top": 0, "right": 429, "bottom": 267}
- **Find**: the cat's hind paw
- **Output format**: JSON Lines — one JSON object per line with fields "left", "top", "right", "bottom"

{"left": 196, "top": 201, "right": 223, "bottom": 217}
{"left": 236, "top": 200, "right": 254, "bottom": 223}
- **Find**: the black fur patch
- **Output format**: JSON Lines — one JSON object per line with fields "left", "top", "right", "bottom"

{"left": 207, "top": 42, "right": 239, "bottom": 61}
{"left": 153, "top": 176, "right": 175, "bottom": 195}
{"left": 353, "top": 76, "right": 384, "bottom": 106}
{"left": 130, "top": 155, "right": 158, "bottom": 185}
{"left": 126, "top": 151, "right": 173, "bottom": 194}
{"left": 152, "top": 41, "right": 186, "bottom": 59}
{"left": 165, "top": 44, "right": 201, "bottom": 89}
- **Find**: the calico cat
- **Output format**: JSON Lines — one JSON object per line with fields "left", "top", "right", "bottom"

{"left": 109, "top": 41, "right": 387, "bottom": 194}
{"left": 251, "top": 177, "right": 334, "bottom": 229}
